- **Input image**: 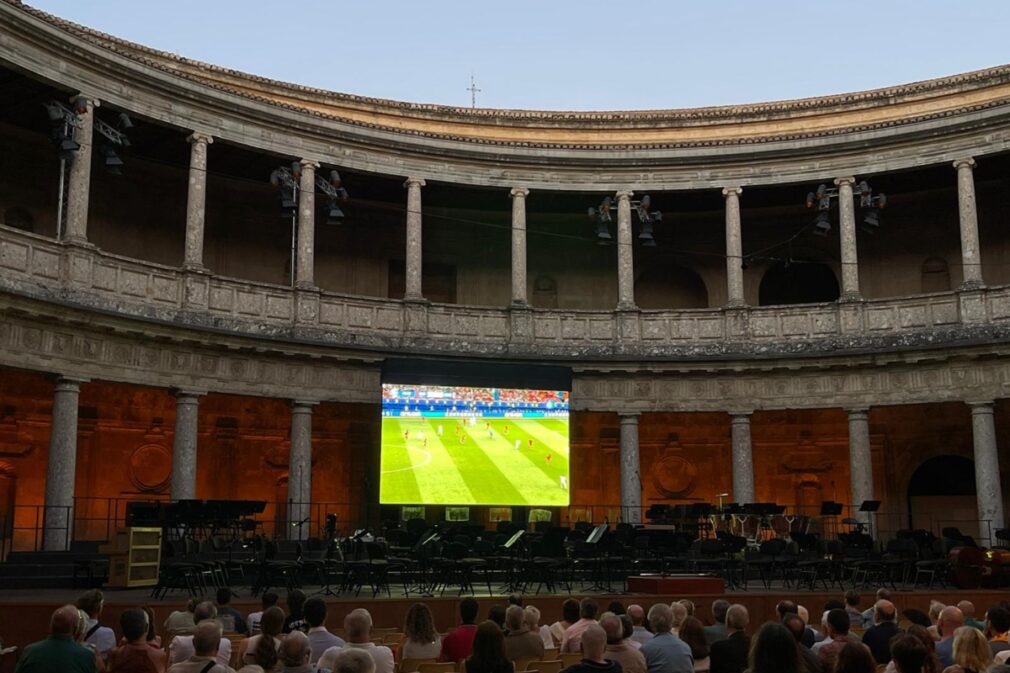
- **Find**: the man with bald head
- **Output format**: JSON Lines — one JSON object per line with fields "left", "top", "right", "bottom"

{"left": 318, "top": 608, "right": 394, "bottom": 673}
{"left": 600, "top": 613, "right": 646, "bottom": 673}
{"left": 15, "top": 604, "right": 96, "bottom": 673}
{"left": 329, "top": 648, "right": 376, "bottom": 673}
{"left": 627, "top": 604, "right": 653, "bottom": 645}
{"left": 169, "top": 601, "right": 232, "bottom": 668}
{"left": 167, "top": 621, "right": 230, "bottom": 673}
{"left": 861, "top": 600, "right": 901, "bottom": 664}
{"left": 958, "top": 600, "right": 985, "bottom": 631}
{"left": 934, "top": 604, "right": 964, "bottom": 668}
{"left": 640, "top": 603, "right": 693, "bottom": 673}
{"left": 560, "top": 624, "right": 622, "bottom": 673}
{"left": 279, "top": 630, "right": 313, "bottom": 673}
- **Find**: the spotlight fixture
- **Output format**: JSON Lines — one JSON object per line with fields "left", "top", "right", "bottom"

{"left": 587, "top": 194, "right": 661, "bottom": 245}
{"left": 101, "top": 145, "right": 124, "bottom": 175}
{"left": 812, "top": 211, "right": 831, "bottom": 236}
{"left": 316, "top": 169, "right": 350, "bottom": 225}
{"left": 117, "top": 112, "right": 134, "bottom": 130}
{"left": 43, "top": 100, "right": 81, "bottom": 161}
{"left": 269, "top": 161, "right": 301, "bottom": 215}
{"left": 587, "top": 196, "right": 614, "bottom": 241}
{"left": 805, "top": 179, "right": 887, "bottom": 236}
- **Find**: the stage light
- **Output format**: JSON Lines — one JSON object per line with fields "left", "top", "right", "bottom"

{"left": 269, "top": 163, "right": 299, "bottom": 215}
{"left": 812, "top": 211, "right": 831, "bottom": 236}
{"left": 72, "top": 95, "right": 88, "bottom": 114}
{"left": 638, "top": 219, "right": 656, "bottom": 247}
{"left": 102, "top": 145, "right": 124, "bottom": 175}
{"left": 860, "top": 209, "right": 880, "bottom": 234}
{"left": 595, "top": 220, "right": 612, "bottom": 241}
{"left": 326, "top": 203, "right": 345, "bottom": 225}
{"left": 117, "top": 112, "right": 134, "bottom": 130}
{"left": 317, "top": 169, "right": 350, "bottom": 225}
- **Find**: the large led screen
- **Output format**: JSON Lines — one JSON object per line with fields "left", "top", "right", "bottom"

{"left": 380, "top": 384, "right": 570, "bottom": 505}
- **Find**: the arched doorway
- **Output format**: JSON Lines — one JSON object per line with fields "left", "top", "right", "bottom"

{"left": 635, "top": 265, "right": 708, "bottom": 309}
{"left": 907, "top": 455, "right": 977, "bottom": 540}
{"left": 758, "top": 261, "right": 839, "bottom": 306}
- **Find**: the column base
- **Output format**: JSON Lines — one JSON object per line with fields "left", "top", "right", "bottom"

{"left": 959, "top": 279, "right": 986, "bottom": 292}
{"left": 838, "top": 291, "right": 864, "bottom": 304}
{"left": 616, "top": 301, "right": 639, "bottom": 312}
{"left": 61, "top": 235, "right": 94, "bottom": 249}
{"left": 403, "top": 294, "right": 429, "bottom": 305}
{"left": 723, "top": 299, "right": 747, "bottom": 309}
{"left": 510, "top": 299, "right": 530, "bottom": 308}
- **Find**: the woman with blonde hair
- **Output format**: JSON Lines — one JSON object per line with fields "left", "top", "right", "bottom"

{"left": 942, "top": 625, "right": 991, "bottom": 673}
{"left": 523, "top": 605, "right": 555, "bottom": 651}
{"left": 402, "top": 602, "right": 442, "bottom": 659}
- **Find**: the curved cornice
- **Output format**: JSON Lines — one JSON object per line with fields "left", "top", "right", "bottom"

{"left": 4, "top": 0, "right": 1010, "bottom": 189}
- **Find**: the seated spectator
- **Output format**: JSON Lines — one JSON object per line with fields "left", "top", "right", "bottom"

{"left": 561, "top": 599, "right": 600, "bottom": 654}
{"left": 141, "top": 607, "right": 162, "bottom": 650}
{"left": 861, "top": 589, "right": 891, "bottom": 629}
{"left": 608, "top": 601, "right": 627, "bottom": 616}
{"left": 465, "top": 621, "right": 513, "bottom": 673}
{"left": 15, "top": 604, "right": 97, "bottom": 673}
{"left": 488, "top": 606, "right": 507, "bottom": 631}
{"left": 283, "top": 590, "right": 308, "bottom": 634}
{"left": 304, "top": 597, "right": 343, "bottom": 664}
{"left": 889, "top": 634, "right": 928, "bottom": 673}
{"left": 956, "top": 602, "right": 984, "bottom": 632}
{"left": 795, "top": 606, "right": 816, "bottom": 649}
{"left": 640, "top": 603, "right": 693, "bottom": 673}
{"left": 670, "top": 603, "right": 688, "bottom": 636}
{"left": 328, "top": 649, "right": 375, "bottom": 673}
{"left": 402, "top": 603, "right": 442, "bottom": 660}
{"left": 861, "top": 600, "right": 901, "bottom": 665}
{"left": 988, "top": 606, "right": 1010, "bottom": 658}
{"left": 709, "top": 604, "right": 748, "bottom": 673}
{"left": 167, "top": 622, "right": 230, "bottom": 673}
{"left": 747, "top": 622, "right": 801, "bottom": 673}
{"left": 107, "top": 608, "right": 167, "bottom": 673}
{"left": 781, "top": 613, "right": 821, "bottom": 673}
{"left": 816, "top": 609, "right": 852, "bottom": 671}
{"left": 278, "top": 631, "right": 312, "bottom": 673}
{"left": 552, "top": 600, "right": 581, "bottom": 646}
{"left": 883, "top": 625, "right": 941, "bottom": 673}
{"left": 704, "top": 601, "right": 729, "bottom": 647}
{"left": 678, "top": 601, "right": 695, "bottom": 618}
{"left": 561, "top": 624, "right": 621, "bottom": 673}
{"left": 164, "top": 600, "right": 198, "bottom": 637}
{"left": 934, "top": 605, "right": 964, "bottom": 668}
{"left": 600, "top": 613, "right": 646, "bottom": 673}
{"left": 927, "top": 602, "right": 945, "bottom": 642}
{"left": 619, "top": 615, "right": 642, "bottom": 652}
{"left": 677, "top": 617, "right": 709, "bottom": 672}
{"left": 904, "top": 609, "right": 932, "bottom": 630}
{"left": 318, "top": 609, "right": 393, "bottom": 673}
{"left": 169, "top": 602, "right": 232, "bottom": 669}
{"left": 776, "top": 601, "right": 798, "bottom": 621}
{"left": 77, "top": 589, "right": 116, "bottom": 661}
{"left": 248, "top": 593, "right": 280, "bottom": 636}
{"left": 237, "top": 606, "right": 284, "bottom": 671}
{"left": 946, "top": 625, "right": 992, "bottom": 673}
{"left": 833, "top": 642, "right": 875, "bottom": 673}
{"left": 844, "top": 591, "right": 863, "bottom": 630}
{"left": 215, "top": 587, "right": 247, "bottom": 635}
{"left": 627, "top": 605, "right": 653, "bottom": 646}
{"left": 523, "top": 605, "right": 555, "bottom": 651}
{"left": 441, "top": 598, "right": 480, "bottom": 664}
{"left": 503, "top": 605, "right": 543, "bottom": 661}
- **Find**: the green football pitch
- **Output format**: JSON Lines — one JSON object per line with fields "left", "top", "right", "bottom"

{"left": 379, "top": 416, "right": 570, "bottom": 505}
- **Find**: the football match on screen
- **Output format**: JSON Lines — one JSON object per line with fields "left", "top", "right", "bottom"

{"left": 380, "top": 384, "right": 570, "bottom": 506}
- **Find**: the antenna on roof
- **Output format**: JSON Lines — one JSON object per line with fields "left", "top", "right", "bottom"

{"left": 467, "top": 72, "right": 481, "bottom": 108}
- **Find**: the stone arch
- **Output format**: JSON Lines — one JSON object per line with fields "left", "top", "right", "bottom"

{"left": 634, "top": 264, "right": 708, "bottom": 309}
{"left": 758, "top": 260, "right": 840, "bottom": 306}
{"left": 921, "top": 257, "right": 951, "bottom": 293}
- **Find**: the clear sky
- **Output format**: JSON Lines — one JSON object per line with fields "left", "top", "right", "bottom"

{"left": 28, "top": 0, "right": 1010, "bottom": 111}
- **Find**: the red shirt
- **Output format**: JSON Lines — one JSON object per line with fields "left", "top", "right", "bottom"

{"left": 441, "top": 624, "right": 478, "bottom": 664}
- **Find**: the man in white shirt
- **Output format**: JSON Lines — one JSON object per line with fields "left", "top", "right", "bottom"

{"left": 318, "top": 609, "right": 394, "bottom": 673}
{"left": 76, "top": 589, "right": 116, "bottom": 660}
{"left": 305, "top": 597, "right": 345, "bottom": 664}
{"left": 248, "top": 591, "right": 280, "bottom": 635}
{"left": 167, "top": 622, "right": 231, "bottom": 673}
{"left": 168, "top": 601, "right": 232, "bottom": 669}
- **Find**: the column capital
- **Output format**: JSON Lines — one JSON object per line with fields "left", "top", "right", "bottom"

{"left": 510, "top": 187, "right": 530, "bottom": 199}
{"left": 615, "top": 190, "right": 634, "bottom": 201}
{"left": 299, "top": 159, "right": 320, "bottom": 170}
{"left": 292, "top": 400, "right": 320, "bottom": 412}
{"left": 618, "top": 413, "right": 640, "bottom": 422}
{"left": 834, "top": 176, "right": 856, "bottom": 187}
{"left": 722, "top": 186, "right": 743, "bottom": 198}
{"left": 729, "top": 411, "right": 753, "bottom": 422}
{"left": 187, "top": 132, "right": 213, "bottom": 145}
{"left": 953, "top": 157, "right": 976, "bottom": 171}
{"left": 968, "top": 400, "right": 995, "bottom": 412}
{"left": 404, "top": 177, "right": 426, "bottom": 189}
{"left": 54, "top": 376, "right": 88, "bottom": 391}
{"left": 173, "top": 389, "right": 207, "bottom": 400}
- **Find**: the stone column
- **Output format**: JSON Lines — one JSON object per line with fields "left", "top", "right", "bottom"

{"left": 723, "top": 187, "right": 745, "bottom": 307}
{"left": 295, "top": 160, "right": 319, "bottom": 289}
{"left": 170, "top": 391, "right": 203, "bottom": 500}
{"left": 835, "top": 177, "right": 861, "bottom": 301}
{"left": 43, "top": 377, "right": 85, "bottom": 551}
{"left": 847, "top": 408, "right": 873, "bottom": 524}
{"left": 183, "top": 133, "right": 213, "bottom": 271}
{"left": 404, "top": 177, "right": 426, "bottom": 301}
{"left": 954, "top": 159, "right": 985, "bottom": 289}
{"left": 730, "top": 413, "right": 754, "bottom": 503}
{"left": 510, "top": 187, "right": 530, "bottom": 306}
{"left": 970, "top": 402, "right": 1005, "bottom": 538}
{"left": 63, "top": 96, "right": 98, "bottom": 245}
{"left": 619, "top": 414, "right": 642, "bottom": 524}
{"left": 288, "top": 401, "right": 316, "bottom": 540}
{"left": 616, "top": 191, "right": 636, "bottom": 310}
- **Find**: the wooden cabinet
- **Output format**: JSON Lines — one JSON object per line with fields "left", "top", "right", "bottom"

{"left": 102, "top": 527, "right": 162, "bottom": 588}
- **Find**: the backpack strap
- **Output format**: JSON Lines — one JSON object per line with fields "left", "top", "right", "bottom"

{"left": 85, "top": 623, "right": 101, "bottom": 640}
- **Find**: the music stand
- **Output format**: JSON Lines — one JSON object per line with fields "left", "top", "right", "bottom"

{"left": 586, "top": 523, "right": 609, "bottom": 545}
{"left": 859, "top": 500, "right": 881, "bottom": 541}
{"left": 504, "top": 529, "right": 525, "bottom": 549}
{"left": 819, "top": 501, "right": 843, "bottom": 540}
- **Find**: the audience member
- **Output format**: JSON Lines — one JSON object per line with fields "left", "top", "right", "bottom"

{"left": 283, "top": 590, "right": 308, "bottom": 634}
{"left": 402, "top": 603, "right": 442, "bottom": 660}
{"left": 795, "top": 606, "right": 816, "bottom": 648}
{"left": 988, "top": 606, "right": 1010, "bottom": 657}
{"left": 782, "top": 612, "right": 821, "bottom": 673}
{"left": 237, "top": 606, "right": 283, "bottom": 671}
{"left": 947, "top": 625, "right": 992, "bottom": 673}
{"left": 278, "top": 631, "right": 312, "bottom": 673}
{"left": 927, "top": 602, "right": 945, "bottom": 642}
{"left": 304, "top": 597, "right": 344, "bottom": 664}
{"left": 640, "top": 603, "right": 693, "bottom": 673}
{"left": 861, "top": 589, "right": 891, "bottom": 628}
{"left": 503, "top": 605, "right": 543, "bottom": 661}
{"left": 816, "top": 609, "right": 852, "bottom": 671}
{"left": 248, "top": 593, "right": 279, "bottom": 636}
{"left": 844, "top": 591, "right": 863, "bottom": 629}
{"left": 956, "top": 602, "right": 984, "bottom": 632}
{"left": 327, "top": 649, "right": 375, "bottom": 673}
{"left": 215, "top": 587, "right": 247, "bottom": 635}
{"left": 167, "top": 622, "right": 230, "bottom": 673}
{"left": 169, "top": 602, "right": 232, "bottom": 669}
{"left": 561, "top": 599, "right": 600, "bottom": 653}
{"left": 600, "top": 613, "right": 646, "bottom": 673}
{"left": 904, "top": 610, "right": 932, "bottom": 630}
{"left": 677, "top": 617, "right": 709, "bottom": 672}
{"left": 77, "top": 589, "right": 116, "bottom": 661}
{"left": 670, "top": 603, "right": 688, "bottom": 635}
{"left": 552, "top": 600, "right": 582, "bottom": 645}
{"left": 488, "top": 606, "right": 507, "bottom": 631}
{"left": 164, "top": 599, "right": 199, "bottom": 636}
{"left": 561, "top": 624, "right": 621, "bottom": 673}
{"left": 441, "top": 598, "right": 480, "bottom": 664}
{"left": 509, "top": 595, "right": 524, "bottom": 607}
{"left": 889, "top": 634, "right": 928, "bottom": 673}
{"left": 704, "top": 601, "right": 729, "bottom": 647}
{"left": 319, "top": 609, "right": 393, "bottom": 673}
{"left": 934, "top": 605, "right": 965, "bottom": 668}
{"left": 465, "top": 621, "right": 513, "bottom": 673}
{"left": 608, "top": 601, "right": 627, "bottom": 616}
{"left": 776, "top": 601, "right": 798, "bottom": 621}
{"left": 746, "top": 622, "right": 800, "bottom": 673}
{"left": 107, "top": 608, "right": 167, "bottom": 673}
{"left": 619, "top": 616, "right": 642, "bottom": 652}
{"left": 142, "top": 606, "right": 162, "bottom": 649}
{"left": 627, "top": 605, "right": 653, "bottom": 646}
{"left": 709, "top": 605, "right": 748, "bottom": 673}
{"left": 523, "top": 606, "right": 555, "bottom": 651}
{"left": 833, "top": 642, "right": 875, "bottom": 673}
{"left": 888, "top": 625, "right": 941, "bottom": 673}
{"left": 15, "top": 604, "right": 97, "bottom": 673}
{"left": 678, "top": 601, "right": 695, "bottom": 618}
{"left": 861, "top": 600, "right": 901, "bottom": 665}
